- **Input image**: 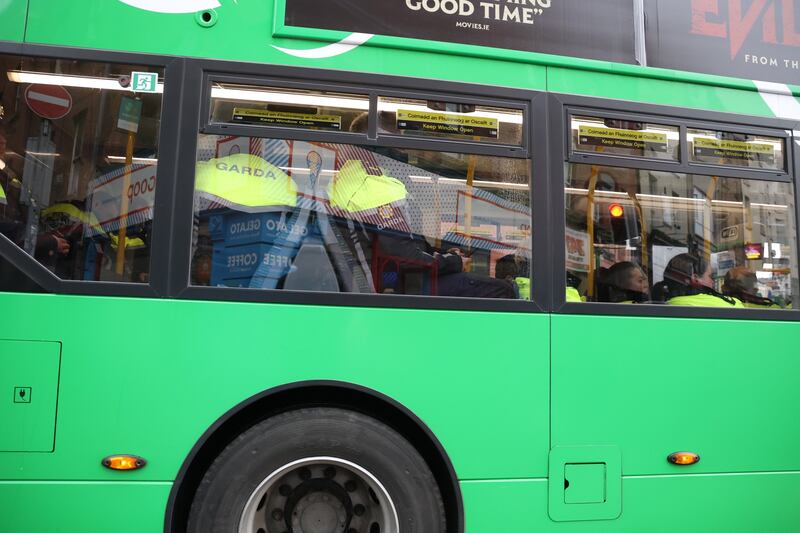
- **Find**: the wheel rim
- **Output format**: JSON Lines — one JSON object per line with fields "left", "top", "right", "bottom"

{"left": 238, "top": 456, "right": 400, "bottom": 533}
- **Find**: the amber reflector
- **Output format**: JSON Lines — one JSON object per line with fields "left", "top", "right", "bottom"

{"left": 102, "top": 455, "right": 147, "bottom": 471}
{"left": 667, "top": 452, "right": 700, "bottom": 465}
{"left": 609, "top": 203, "right": 624, "bottom": 218}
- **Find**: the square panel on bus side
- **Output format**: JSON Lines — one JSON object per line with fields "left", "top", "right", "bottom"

{"left": 0, "top": 340, "right": 61, "bottom": 452}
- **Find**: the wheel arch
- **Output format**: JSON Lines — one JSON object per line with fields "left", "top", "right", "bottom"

{"left": 164, "top": 380, "right": 464, "bottom": 533}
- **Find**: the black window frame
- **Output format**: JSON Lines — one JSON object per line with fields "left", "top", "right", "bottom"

{"left": 373, "top": 90, "right": 529, "bottom": 150}
{"left": 2, "top": 44, "right": 797, "bottom": 321}
{"left": 171, "top": 59, "right": 545, "bottom": 313}
{"left": 566, "top": 107, "right": 793, "bottom": 182}
{"left": 550, "top": 92, "right": 800, "bottom": 321}
{"left": 0, "top": 42, "right": 183, "bottom": 298}
{"left": 569, "top": 111, "right": 683, "bottom": 166}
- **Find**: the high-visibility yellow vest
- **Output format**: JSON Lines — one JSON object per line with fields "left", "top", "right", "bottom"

{"left": 566, "top": 286, "right": 583, "bottom": 302}
{"left": 42, "top": 202, "right": 103, "bottom": 229}
{"left": 509, "top": 279, "right": 582, "bottom": 303}
{"left": 515, "top": 276, "right": 531, "bottom": 300}
{"left": 328, "top": 160, "right": 407, "bottom": 213}
{"left": 43, "top": 202, "right": 86, "bottom": 220}
{"left": 41, "top": 203, "right": 105, "bottom": 236}
{"left": 195, "top": 154, "right": 297, "bottom": 211}
{"left": 668, "top": 293, "right": 744, "bottom": 308}
{"left": 0, "top": 177, "right": 23, "bottom": 206}
{"left": 743, "top": 301, "right": 783, "bottom": 309}
{"left": 110, "top": 233, "right": 146, "bottom": 250}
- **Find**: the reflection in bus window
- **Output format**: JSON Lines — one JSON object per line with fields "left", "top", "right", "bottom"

{"left": 688, "top": 128, "right": 785, "bottom": 171}
{"left": 190, "top": 135, "right": 531, "bottom": 299}
{"left": 571, "top": 115, "right": 680, "bottom": 161}
{"left": 209, "top": 83, "right": 369, "bottom": 134}
{"left": 378, "top": 96, "right": 524, "bottom": 146}
{"left": 565, "top": 164, "right": 798, "bottom": 309}
{"left": 0, "top": 54, "right": 163, "bottom": 285}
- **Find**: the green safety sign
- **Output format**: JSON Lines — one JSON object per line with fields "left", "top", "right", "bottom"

{"left": 131, "top": 71, "right": 158, "bottom": 93}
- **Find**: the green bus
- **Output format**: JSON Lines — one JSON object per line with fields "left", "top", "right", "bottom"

{"left": 1, "top": 1, "right": 799, "bottom": 532}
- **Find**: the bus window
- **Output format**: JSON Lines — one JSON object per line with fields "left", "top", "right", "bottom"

{"left": 688, "top": 128, "right": 786, "bottom": 171}
{"left": 209, "top": 83, "right": 369, "bottom": 134}
{"left": 377, "top": 96, "right": 524, "bottom": 146}
{"left": 571, "top": 115, "right": 680, "bottom": 161}
{"left": 564, "top": 163, "right": 798, "bottom": 309}
{"left": 0, "top": 54, "right": 163, "bottom": 283}
{"left": 190, "top": 135, "right": 531, "bottom": 299}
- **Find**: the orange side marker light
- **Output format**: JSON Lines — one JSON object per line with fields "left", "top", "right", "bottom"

{"left": 667, "top": 451, "right": 700, "bottom": 465}
{"left": 102, "top": 455, "right": 147, "bottom": 471}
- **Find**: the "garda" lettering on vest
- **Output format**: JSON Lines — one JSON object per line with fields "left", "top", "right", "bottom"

{"left": 216, "top": 162, "right": 280, "bottom": 179}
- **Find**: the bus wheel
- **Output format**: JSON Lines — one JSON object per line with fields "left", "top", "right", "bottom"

{"left": 186, "top": 407, "right": 446, "bottom": 533}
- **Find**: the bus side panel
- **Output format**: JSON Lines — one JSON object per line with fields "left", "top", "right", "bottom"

{"left": 547, "top": 67, "right": 776, "bottom": 118}
{"left": 0, "top": 293, "right": 550, "bottom": 481}
{"left": 551, "top": 315, "right": 800, "bottom": 475}
{"left": 0, "top": 481, "right": 171, "bottom": 533}
{"left": 0, "top": 0, "right": 27, "bottom": 42}
{"left": 461, "top": 478, "right": 547, "bottom": 531}
{"left": 615, "top": 473, "right": 800, "bottom": 532}
{"left": 462, "top": 473, "right": 800, "bottom": 532}
{"left": 23, "top": 0, "right": 547, "bottom": 91}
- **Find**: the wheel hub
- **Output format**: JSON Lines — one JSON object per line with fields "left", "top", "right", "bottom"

{"left": 285, "top": 480, "right": 349, "bottom": 533}
{"left": 296, "top": 496, "right": 344, "bottom": 533}
{"left": 238, "top": 457, "right": 399, "bottom": 533}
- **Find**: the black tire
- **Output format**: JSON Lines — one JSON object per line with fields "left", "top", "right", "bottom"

{"left": 187, "top": 407, "right": 447, "bottom": 533}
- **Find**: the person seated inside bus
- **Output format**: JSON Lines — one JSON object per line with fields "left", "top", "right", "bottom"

{"left": 565, "top": 271, "right": 585, "bottom": 302}
{"left": 0, "top": 197, "right": 72, "bottom": 269}
{"left": 495, "top": 256, "right": 596, "bottom": 303}
{"left": 0, "top": 131, "right": 73, "bottom": 267}
{"left": 495, "top": 253, "right": 530, "bottom": 299}
{"left": 434, "top": 248, "right": 516, "bottom": 298}
{"left": 722, "top": 267, "right": 783, "bottom": 309}
{"left": 353, "top": 197, "right": 515, "bottom": 298}
{"left": 597, "top": 261, "right": 649, "bottom": 303}
{"left": 654, "top": 253, "right": 743, "bottom": 308}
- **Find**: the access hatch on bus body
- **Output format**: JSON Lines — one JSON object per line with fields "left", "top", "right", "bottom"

{"left": 0, "top": 340, "right": 61, "bottom": 452}
{"left": 549, "top": 445, "right": 622, "bottom": 522}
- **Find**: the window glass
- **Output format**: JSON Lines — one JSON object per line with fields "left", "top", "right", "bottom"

{"left": 688, "top": 128, "right": 785, "bottom": 171}
{"left": 377, "top": 96, "right": 523, "bottom": 145}
{"left": 210, "top": 83, "right": 369, "bottom": 133}
{"left": 565, "top": 163, "right": 798, "bottom": 309}
{"left": 0, "top": 54, "right": 163, "bottom": 282}
{"left": 191, "top": 135, "right": 531, "bottom": 299}
{"left": 571, "top": 115, "right": 679, "bottom": 161}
